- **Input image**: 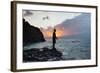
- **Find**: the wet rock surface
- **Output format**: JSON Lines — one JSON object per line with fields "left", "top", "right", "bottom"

{"left": 23, "top": 47, "right": 63, "bottom": 62}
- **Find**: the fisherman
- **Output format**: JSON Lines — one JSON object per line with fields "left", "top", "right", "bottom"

{"left": 52, "top": 29, "right": 57, "bottom": 49}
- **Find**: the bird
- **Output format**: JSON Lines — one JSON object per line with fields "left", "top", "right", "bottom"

{"left": 42, "top": 16, "right": 49, "bottom": 20}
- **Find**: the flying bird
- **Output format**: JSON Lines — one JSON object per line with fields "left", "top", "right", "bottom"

{"left": 42, "top": 16, "right": 49, "bottom": 20}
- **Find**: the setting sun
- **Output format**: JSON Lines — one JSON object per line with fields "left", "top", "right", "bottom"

{"left": 42, "top": 28, "right": 65, "bottom": 38}
{"left": 56, "top": 29, "right": 64, "bottom": 37}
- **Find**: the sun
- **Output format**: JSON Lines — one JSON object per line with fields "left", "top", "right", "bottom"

{"left": 42, "top": 28, "right": 64, "bottom": 38}
{"left": 56, "top": 29, "right": 64, "bottom": 37}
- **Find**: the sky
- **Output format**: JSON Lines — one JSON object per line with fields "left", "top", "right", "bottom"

{"left": 23, "top": 10, "right": 81, "bottom": 29}
{"left": 23, "top": 10, "right": 90, "bottom": 38}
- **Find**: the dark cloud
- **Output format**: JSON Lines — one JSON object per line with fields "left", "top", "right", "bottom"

{"left": 23, "top": 10, "right": 33, "bottom": 16}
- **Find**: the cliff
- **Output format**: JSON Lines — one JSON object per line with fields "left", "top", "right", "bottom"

{"left": 23, "top": 19, "right": 45, "bottom": 45}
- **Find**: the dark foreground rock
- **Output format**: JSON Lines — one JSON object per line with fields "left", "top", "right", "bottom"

{"left": 23, "top": 19, "right": 45, "bottom": 46}
{"left": 23, "top": 47, "right": 63, "bottom": 62}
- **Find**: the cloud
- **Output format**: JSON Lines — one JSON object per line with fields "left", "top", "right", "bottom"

{"left": 23, "top": 10, "right": 33, "bottom": 16}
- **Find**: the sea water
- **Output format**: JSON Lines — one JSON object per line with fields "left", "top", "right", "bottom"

{"left": 24, "top": 37, "right": 91, "bottom": 60}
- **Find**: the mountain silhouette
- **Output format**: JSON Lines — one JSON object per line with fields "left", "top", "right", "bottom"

{"left": 55, "top": 13, "right": 91, "bottom": 38}
{"left": 23, "top": 19, "right": 45, "bottom": 45}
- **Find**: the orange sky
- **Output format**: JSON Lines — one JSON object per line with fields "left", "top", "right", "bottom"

{"left": 43, "top": 29, "right": 64, "bottom": 38}
{"left": 41, "top": 27, "right": 73, "bottom": 38}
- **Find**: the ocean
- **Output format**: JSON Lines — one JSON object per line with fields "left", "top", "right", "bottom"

{"left": 24, "top": 37, "right": 91, "bottom": 60}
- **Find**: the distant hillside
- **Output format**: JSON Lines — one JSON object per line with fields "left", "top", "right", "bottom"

{"left": 55, "top": 13, "right": 91, "bottom": 39}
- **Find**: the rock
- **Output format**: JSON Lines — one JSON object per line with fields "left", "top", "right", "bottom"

{"left": 23, "top": 19, "right": 45, "bottom": 46}
{"left": 23, "top": 47, "right": 63, "bottom": 62}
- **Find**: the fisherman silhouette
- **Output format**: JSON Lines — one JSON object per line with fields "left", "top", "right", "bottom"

{"left": 52, "top": 29, "right": 57, "bottom": 49}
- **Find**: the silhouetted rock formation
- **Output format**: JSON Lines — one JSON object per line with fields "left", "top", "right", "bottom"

{"left": 23, "top": 19, "right": 45, "bottom": 45}
{"left": 23, "top": 47, "right": 63, "bottom": 62}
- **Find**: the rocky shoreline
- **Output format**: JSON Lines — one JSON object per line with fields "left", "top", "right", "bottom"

{"left": 23, "top": 47, "right": 63, "bottom": 62}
